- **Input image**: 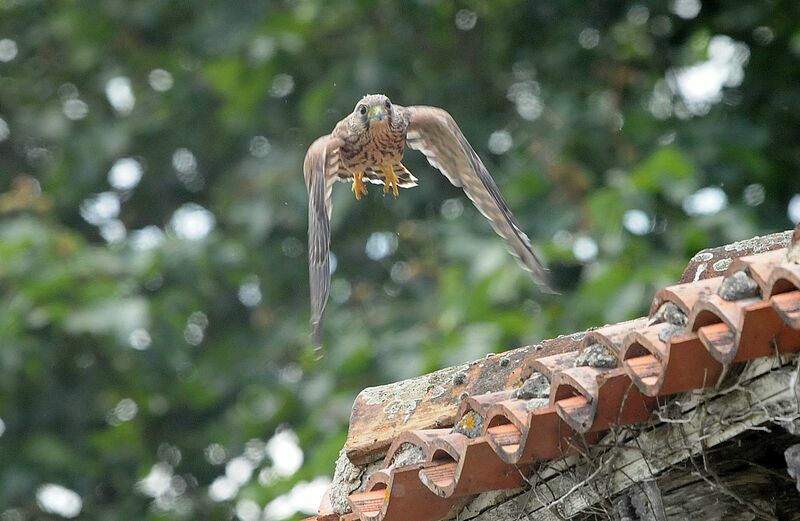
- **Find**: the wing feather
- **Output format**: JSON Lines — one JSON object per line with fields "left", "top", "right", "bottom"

{"left": 304, "top": 135, "right": 338, "bottom": 350}
{"left": 403, "top": 105, "right": 553, "bottom": 291}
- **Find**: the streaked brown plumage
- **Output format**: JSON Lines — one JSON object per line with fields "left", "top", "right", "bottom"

{"left": 305, "top": 94, "right": 552, "bottom": 350}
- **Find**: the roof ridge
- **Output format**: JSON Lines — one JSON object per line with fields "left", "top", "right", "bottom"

{"left": 318, "top": 228, "right": 800, "bottom": 521}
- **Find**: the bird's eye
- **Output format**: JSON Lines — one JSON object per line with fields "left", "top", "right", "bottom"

{"left": 358, "top": 105, "right": 367, "bottom": 116}
{"left": 384, "top": 100, "right": 391, "bottom": 109}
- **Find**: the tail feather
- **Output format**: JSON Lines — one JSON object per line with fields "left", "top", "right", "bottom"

{"left": 363, "top": 162, "right": 418, "bottom": 188}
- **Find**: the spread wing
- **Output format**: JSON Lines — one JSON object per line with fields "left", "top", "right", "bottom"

{"left": 304, "top": 134, "right": 340, "bottom": 351}
{"left": 402, "top": 105, "right": 553, "bottom": 291}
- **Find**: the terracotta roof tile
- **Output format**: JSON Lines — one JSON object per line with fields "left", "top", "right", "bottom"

{"left": 315, "top": 228, "right": 800, "bottom": 521}
{"left": 650, "top": 276, "right": 723, "bottom": 316}
{"left": 581, "top": 317, "right": 650, "bottom": 361}
{"left": 623, "top": 328, "right": 722, "bottom": 396}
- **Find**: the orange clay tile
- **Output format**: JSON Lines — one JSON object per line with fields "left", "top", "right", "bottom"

{"left": 456, "top": 390, "right": 515, "bottom": 418}
{"left": 691, "top": 297, "right": 791, "bottom": 364}
{"left": 581, "top": 317, "right": 650, "bottom": 360}
{"left": 418, "top": 436, "right": 526, "bottom": 497}
{"left": 384, "top": 429, "right": 443, "bottom": 464}
{"left": 650, "top": 277, "right": 723, "bottom": 316}
{"left": 484, "top": 403, "right": 584, "bottom": 464}
{"left": 622, "top": 326, "right": 724, "bottom": 396}
{"left": 735, "top": 299, "right": 793, "bottom": 359}
{"left": 528, "top": 351, "right": 580, "bottom": 378}
{"left": 688, "top": 293, "right": 760, "bottom": 330}
{"left": 349, "top": 465, "right": 460, "bottom": 521}
{"left": 772, "top": 291, "right": 800, "bottom": 329}
{"left": 766, "top": 264, "right": 800, "bottom": 296}
{"left": 551, "top": 367, "right": 656, "bottom": 433}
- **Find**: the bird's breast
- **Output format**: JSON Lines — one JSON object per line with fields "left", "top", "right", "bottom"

{"left": 340, "top": 126, "right": 406, "bottom": 171}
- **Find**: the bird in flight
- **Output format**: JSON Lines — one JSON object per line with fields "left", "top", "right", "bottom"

{"left": 305, "top": 94, "right": 552, "bottom": 351}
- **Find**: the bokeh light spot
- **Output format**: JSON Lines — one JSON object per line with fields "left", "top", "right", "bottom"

{"left": 507, "top": 81, "right": 543, "bottom": 120}
{"left": 390, "top": 262, "right": 412, "bottom": 284}
{"left": 671, "top": 0, "right": 701, "bottom": 19}
{"left": 170, "top": 203, "right": 215, "bottom": 241}
{"left": 270, "top": 74, "right": 294, "bottom": 97}
{"left": 63, "top": 99, "right": 89, "bottom": 120}
{"left": 249, "top": 36, "right": 276, "bottom": 62}
{"left": 205, "top": 443, "right": 227, "bottom": 465}
{"left": 441, "top": 198, "right": 464, "bottom": 220}
{"left": 172, "top": 148, "right": 203, "bottom": 191}
{"left": 249, "top": 136, "right": 272, "bottom": 157}
{"left": 100, "top": 220, "right": 126, "bottom": 243}
{"left": 208, "top": 476, "right": 238, "bottom": 502}
{"left": 226, "top": 456, "right": 254, "bottom": 486}
{"left": 788, "top": 194, "right": 800, "bottom": 224}
{"left": 266, "top": 428, "right": 303, "bottom": 477}
{"left": 573, "top": 236, "right": 599, "bottom": 262}
{"left": 753, "top": 26, "right": 774, "bottom": 45}
{"left": 743, "top": 184, "right": 765, "bottom": 206}
{"left": 623, "top": 209, "right": 652, "bottom": 235}
{"left": 130, "top": 226, "right": 165, "bottom": 250}
{"left": 683, "top": 186, "right": 727, "bottom": 216}
{"left": 238, "top": 275, "right": 262, "bottom": 307}
{"left": 488, "top": 130, "right": 512, "bottom": 154}
{"left": 365, "top": 232, "right": 398, "bottom": 260}
{"left": 107, "top": 398, "right": 138, "bottom": 425}
{"left": 0, "top": 39, "right": 17, "bottom": 62}
{"left": 129, "top": 328, "right": 152, "bottom": 350}
{"left": 454, "top": 9, "right": 477, "bottom": 31}
{"left": 262, "top": 477, "right": 330, "bottom": 520}
{"left": 329, "top": 253, "right": 338, "bottom": 275}
{"left": 172, "top": 148, "right": 197, "bottom": 174}
{"left": 105, "top": 76, "right": 135, "bottom": 115}
{"left": 579, "top": 28, "right": 600, "bottom": 49}
{"left": 36, "top": 484, "right": 82, "bottom": 518}
{"left": 236, "top": 499, "right": 261, "bottom": 521}
{"left": 0, "top": 117, "right": 9, "bottom": 142}
{"left": 80, "top": 192, "right": 120, "bottom": 226}
{"left": 148, "top": 69, "right": 174, "bottom": 91}
{"left": 108, "top": 157, "right": 143, "bottom": 190}
{"left": 137, "top": 463, "right": 172, "bottom": 498}
{"left": 330, "top": 278, "right": 352, "bottom": 304}
{"left": 627, "top": 5, "right": 649, "bottom": 25}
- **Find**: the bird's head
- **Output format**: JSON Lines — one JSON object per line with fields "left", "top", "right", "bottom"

{"left": 353, "top": 94, "right": 394, "bottom": 128}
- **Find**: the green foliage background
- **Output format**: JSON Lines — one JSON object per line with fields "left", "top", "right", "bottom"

{"left": 1, "top": 0, "right": 798, "bottom": 519}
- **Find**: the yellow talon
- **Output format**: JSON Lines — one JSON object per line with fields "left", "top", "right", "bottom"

{"left": 382, "top": 164, "right": 400, "bottom": 197}
{"left": 351, "top": 171, "right": 368, "bottom": 200}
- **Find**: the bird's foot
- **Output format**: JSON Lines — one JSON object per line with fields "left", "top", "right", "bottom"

{"left": 351, "top": 172, "right": 368, "bottom": 200}
{"left": 382, "top": 164, "right": 400, "bottom": 197}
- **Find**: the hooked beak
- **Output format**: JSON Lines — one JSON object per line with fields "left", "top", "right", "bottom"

{"left": 368, "top": 105, "right": 387, "bottom": 121}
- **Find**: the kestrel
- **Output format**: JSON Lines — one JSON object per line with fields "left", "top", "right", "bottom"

{"left": 305, "top": 94, "right": 551, "bottom": 349}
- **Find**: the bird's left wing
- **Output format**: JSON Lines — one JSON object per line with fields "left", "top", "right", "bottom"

{"left": 304, "top": 134, "right": 340, "bottom": 351}
{"left": 401, "top": 105, "right": 553, "bottom": 291}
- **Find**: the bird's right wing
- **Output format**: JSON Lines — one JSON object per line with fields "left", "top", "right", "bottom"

{"left": 304, "top": 134, "right": 340, "bottom": 351}
{"left": 403, "top": 105, "right": 553, "bottom": 291}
